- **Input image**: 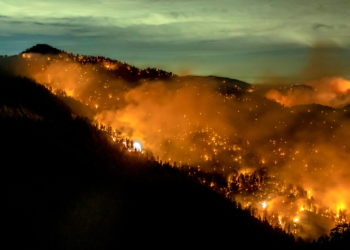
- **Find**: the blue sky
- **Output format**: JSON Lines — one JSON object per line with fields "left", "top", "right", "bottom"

{"left": 1, "top": 0, "right": 349, "bottom": 82}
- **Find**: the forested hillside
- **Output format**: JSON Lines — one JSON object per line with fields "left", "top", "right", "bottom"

{"left": 1, "top": 51, "right": 349, "bottom": 249}
{"left": 1, "top": 71, "right": 299, "bottom": 249}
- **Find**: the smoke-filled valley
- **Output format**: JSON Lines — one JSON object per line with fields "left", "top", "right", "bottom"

{"left": 1, "top": 44, "right": 349, "bottom": 243}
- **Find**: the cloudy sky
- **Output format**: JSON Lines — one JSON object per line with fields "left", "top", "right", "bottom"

{"left": 1, "top": 0, "right": 349, "bottom": 82}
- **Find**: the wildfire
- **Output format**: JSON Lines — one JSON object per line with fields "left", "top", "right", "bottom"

{"left": 134, "top": 142, "right": 142, "bottom": 152}
{"left": 278, "top": 216, "right": 283, "bottom": 228}
{"left": 12, "top": 48, "right": 350, "bottom": 241}
{"left": 325, "top": 77, "right": 350, "bottom": 94}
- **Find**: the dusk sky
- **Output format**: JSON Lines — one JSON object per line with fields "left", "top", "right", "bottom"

{"left": 1, "top": 0, "right": 349, "bottom": 83}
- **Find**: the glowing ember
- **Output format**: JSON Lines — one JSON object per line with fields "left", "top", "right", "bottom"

{"left": 262, "top": 201, "right": 267, "bottom": 209}
{"left": 134, "top": 142, "right": 142, "bottom": 152}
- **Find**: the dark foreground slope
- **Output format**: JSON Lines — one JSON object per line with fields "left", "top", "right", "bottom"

{"left": 1, "top": 72, "right": 297, "bottom": 249}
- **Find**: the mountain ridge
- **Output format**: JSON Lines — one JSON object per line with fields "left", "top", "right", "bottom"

{"left": 18, "top": 43, "right": 251, "bottom": 90}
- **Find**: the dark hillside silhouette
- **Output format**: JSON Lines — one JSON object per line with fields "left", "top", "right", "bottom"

{"left": 1, "top": 71, "right": 298, "bottom": 249}
{"left": 23, "top": 44, "right": 62, "bottom": 55}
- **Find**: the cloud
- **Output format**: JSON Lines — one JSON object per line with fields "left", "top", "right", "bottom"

{"left": 313, "top": 24, "right": 334, "bottom": 30}
{"left": 0, "top": 0, "right": 349, "bottom": 45}
{"left": 0, "top": 0, "right": 349, "bottom": 81}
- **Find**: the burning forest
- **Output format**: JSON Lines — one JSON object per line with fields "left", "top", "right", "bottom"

{"left": 1, "top": 44, "right": 349, "bottom": 242}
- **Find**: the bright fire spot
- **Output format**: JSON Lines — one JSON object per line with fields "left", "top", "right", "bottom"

{"left": 262, "top": 201, "right": 267, "bottom": 209}
{"left": 294, "top": 218, "right": 299, "bottom": 223}
{"left": 22, "top": 53, "right": 31, "bottom": 58}
{"left": 66, "top": 89, "right": 74, "bottom": 97}
{"left": 278, "top": 216, "right": 283, "bottom": 227}
{"left": 336, "top": 203, "right": 346, "bottom": 211}
{"left": 332, "top": 77, "right": 350, "bottom": 94}
{"left": 134, "top": 142, "right": 142, "bottom": 152}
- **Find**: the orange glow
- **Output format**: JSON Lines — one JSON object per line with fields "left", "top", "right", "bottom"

{"left": 133, "top": 142, "right": 142, "bottom": 152}
{"left": 65, "top": 89, "right": 74, "bottom": 96}
{"left": 266, "top": 77, "right": 350, "bottom": 108}
{"left": 329, "top": 77, "right": 350, "bottom": 94}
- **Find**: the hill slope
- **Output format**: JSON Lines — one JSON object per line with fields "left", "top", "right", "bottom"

{"left": 1, "top": 72, "right": 297, "bottom": 249}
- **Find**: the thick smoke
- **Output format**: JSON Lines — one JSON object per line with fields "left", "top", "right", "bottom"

{"left": 96, "top": 78, "right": 245, "bottom": 164}
{"left": 95, "top": 73, "right": 350, "bottom": 212}
{"left": 264, "top": 44, "right": 350, "bottom": 108}
{"left": 265, "top": 77, "right": 350, "bottom": 107}
{"left": 10, "top": 52, "right": 130, "bottom": 115}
